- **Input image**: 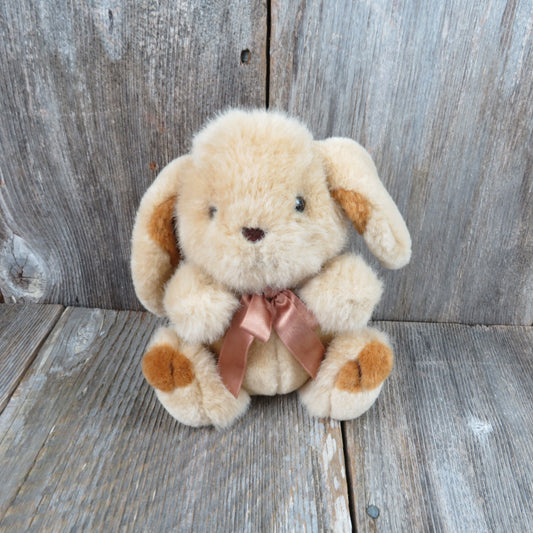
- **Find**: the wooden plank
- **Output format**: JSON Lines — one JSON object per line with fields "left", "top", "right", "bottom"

{"left": 270, "top": 0, "right": 533, "bottom": 325}
{"left": 0, "top": 0, "right": 266, "bottom": 309}
{"left": 344, "top": 322, "right": 533, "bottom": 532}
{"left": 0, "top": 304, "right": 63, "bottom": 413}
{"left": 0, "top": 307, "right": 351, "bottom": 532}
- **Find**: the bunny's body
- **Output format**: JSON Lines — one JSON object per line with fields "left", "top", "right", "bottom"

{"left": 131, "top": 110, "right": 411, "bottom": 427}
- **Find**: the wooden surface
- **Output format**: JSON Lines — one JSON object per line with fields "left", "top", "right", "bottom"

{"left": 346, "top": 321, "right": 533, "bottom": 532}
{"left": 270, "top": 0, "right": 533, "bottom": 325}
{"left": 0, "top": 0, "right": 266, "bottom": 309}
{"left": 0, "top": 306, "right": 350, "bottom": 532}
{"left": 0, "top": 1, "right": 532, "bottom": 326}
{"left": 0, "top": 304, "right": 63, "bottom": 413}
{"left": 1, "top": 306, "right": 532, "bottom": 531}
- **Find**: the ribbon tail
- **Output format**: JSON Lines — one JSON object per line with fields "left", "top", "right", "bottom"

{"left": 217, "top": 290, "right": 324, "bottom": 396}
{"left": 275, "top": 323, "right": 325, "bottom": 378}
{"left": 273, "top": 291, "right": 325, "bottom": 379}
{"left": 217, "top": 304, "right": 255, "bottom": 398}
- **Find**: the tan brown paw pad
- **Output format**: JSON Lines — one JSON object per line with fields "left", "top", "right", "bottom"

{"left": 335, "top": 341, "right": 393, "bottom": 392}
{"left": 142, "top": 344, "right": 194, "bottom": 391}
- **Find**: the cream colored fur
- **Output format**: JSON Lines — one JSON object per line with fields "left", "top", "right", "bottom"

{"left": 178, "top": 111, "right": 347, "bottom": 294}
{"left": 163, "top": 263, "right": 239, "bottom": 344}
{"left": 316, "top": 138, "right": 411, "bottom": 269}
{"left": 150, "top": 327, "right": 250, "bottom": 428}
{"left": 242, "top": 332, "right": 310, "bottom": 395}
{"left": 299, "top": 328, "right": 390, "bottom": 419}
{"left": 131, "top": 156, "right": 190, "bottom": 316}
{"left": 131, "top": 109, "right": 411, "bottom": 427}
{"left": 298, "top": 254, "right": 383, "bottom": 334}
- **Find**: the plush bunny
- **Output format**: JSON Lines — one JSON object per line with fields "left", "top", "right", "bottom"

{"left": 131, "top": 109, "right": 411, "bottom": 428}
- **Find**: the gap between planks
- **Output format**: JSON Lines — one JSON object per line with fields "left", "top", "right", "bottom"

{"left": 0, "top": 304, "right": 64, "bottom": 414}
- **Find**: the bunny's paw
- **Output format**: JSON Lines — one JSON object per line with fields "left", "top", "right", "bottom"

{"left": 299, "top": 328, "right": 393, "bottom": 420}
{"left": 142, "top": 327, "right": 250, "bottom": 428}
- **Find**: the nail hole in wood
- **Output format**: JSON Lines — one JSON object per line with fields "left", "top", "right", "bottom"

{"left": 366, "top": 505, "right": 380, "bottom": 519}
{"left": 240, "top": 49, "right": 251, "bottom": 64}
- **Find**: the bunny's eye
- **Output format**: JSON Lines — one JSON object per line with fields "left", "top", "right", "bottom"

{"left": 295, "top": 196, "right": 306, "bottom": 212}
{"left": 208, "top": 205, "right": 217, "bottom": 219}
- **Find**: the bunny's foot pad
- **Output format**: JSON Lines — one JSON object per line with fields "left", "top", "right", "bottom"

{"left": 142, "top": 344, "right": 194, "bottom": 391}
{"left": 335, "top": 341, "right": 393, "bottom": 393}
{"left": 299, "top": 329, "right": 393, "bottom": 420}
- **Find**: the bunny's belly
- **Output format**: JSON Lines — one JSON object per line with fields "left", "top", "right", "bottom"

{"left": 241, "top": 331, "right": 310, "bottom": 395}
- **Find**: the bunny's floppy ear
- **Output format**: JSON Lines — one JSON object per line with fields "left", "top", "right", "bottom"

{"left": 131, "top": 156, "right": 190, "bottom": 315}
{"left": 316, "top": 138, "right": 411, "bottom": 269}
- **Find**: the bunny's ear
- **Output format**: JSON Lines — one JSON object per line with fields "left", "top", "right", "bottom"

{"left": 131, "top": 156, "right": 190, "bottom": 315}
{"left": 316, "top": 138, "right": 411, "bottom": 269}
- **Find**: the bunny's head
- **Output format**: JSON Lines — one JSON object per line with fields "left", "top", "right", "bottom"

{"left": 131, "top": 110, "right": 411, "bottom": 316}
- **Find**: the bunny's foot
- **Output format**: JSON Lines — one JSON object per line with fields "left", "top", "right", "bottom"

{"left": 142, "top": 327, "right": 250, "bottom": 428}
{"left": 299, "top": 328, "right": 393, "bottom": 420}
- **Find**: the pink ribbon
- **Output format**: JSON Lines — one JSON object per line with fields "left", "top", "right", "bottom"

{"left": 217, "top": 289, "right": 325, "bottom": 397}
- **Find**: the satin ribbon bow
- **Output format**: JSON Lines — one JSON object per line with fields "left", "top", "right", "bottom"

{"left": 217, "top": 289, "right": 325, "bottom": 397}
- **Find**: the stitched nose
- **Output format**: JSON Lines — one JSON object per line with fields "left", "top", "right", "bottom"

{"left": 242, "top": 227, "right": 265, "bottom": 242}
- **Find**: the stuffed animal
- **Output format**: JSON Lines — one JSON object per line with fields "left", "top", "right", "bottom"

{"left": 131, "top": 109, "right": 411, "bottom": 428}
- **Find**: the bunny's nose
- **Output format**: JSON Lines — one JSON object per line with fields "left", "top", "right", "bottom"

{"left": 242, "top": 227, "right": 265, "bottom": 242}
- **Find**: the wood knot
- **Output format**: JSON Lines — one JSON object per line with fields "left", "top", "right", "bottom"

{"left": 0, "top": 235, "right": 47, "bottom": 302}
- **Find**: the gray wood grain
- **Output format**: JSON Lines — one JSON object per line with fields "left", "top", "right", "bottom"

{"left": 344, "top": 321, "right": 533, "bottom": 532}
{"left": 271, "top": 0, "right": 533, "bottom": 325}
{"left": 0, "top": 304, "right": 63, "bottom": 413}
{"left": 0, "top": 0, "right": 266, "bottom": 309}
{"left": 0, "top": 306, "right": 351, "bottom": 532}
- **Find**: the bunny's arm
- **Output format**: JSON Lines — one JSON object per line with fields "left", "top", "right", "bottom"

{"left": 298, "top": 254, "right": 383, "bottom": 334}
{"left": 163, "top": 262, "right": 240, "bottom": 344}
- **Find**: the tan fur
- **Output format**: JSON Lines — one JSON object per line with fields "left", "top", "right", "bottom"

{"left": 298, "top": 254, "right": 383, "bottom": 335}
{"left": 147, "top": 327, "right": 250, "bottom": 427}
{"left": 131, "top": 156, "right": 190, "bottom": 315}
{"left": 335, "top": 341, "right": 393, "bottom": 392}
{"left": 242, "top": 332, "right": 310, "bottom": 395}
{"left": 131, "top": 110, "right": 411, "bottom": 427}
{"left": 147, "top": 196, "right": 180, "bottom": 268}
{"left": 317, "top": 138, "right": 411, "bottom": 269}
{"left": 142, "top": 344, "right": 194, "bottom": 391}
{"left": 330, "top": 189, "right": 371, "bottom": 234}
{"left": 159, "top": 338, "right": 250, "bottom": 428}
{"left": 163, "top": 263, "right": 240, "bottom": 344}
{"left": 178, "top": 111, "right": 346, "bottom": 294}
{"left": 299, "top": 328, "right": 393, "bottom": 419}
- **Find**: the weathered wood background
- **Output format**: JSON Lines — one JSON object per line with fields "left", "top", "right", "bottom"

{"left": 1, "top": 0, "right": 532, "bottom": 325}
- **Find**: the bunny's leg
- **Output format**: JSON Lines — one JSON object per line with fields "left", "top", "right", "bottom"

{"left": 299, "top": 327, "right": 393, "bottom": 420}
{"left": 142, "top": 327, "right": 250, "bottom": 428}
